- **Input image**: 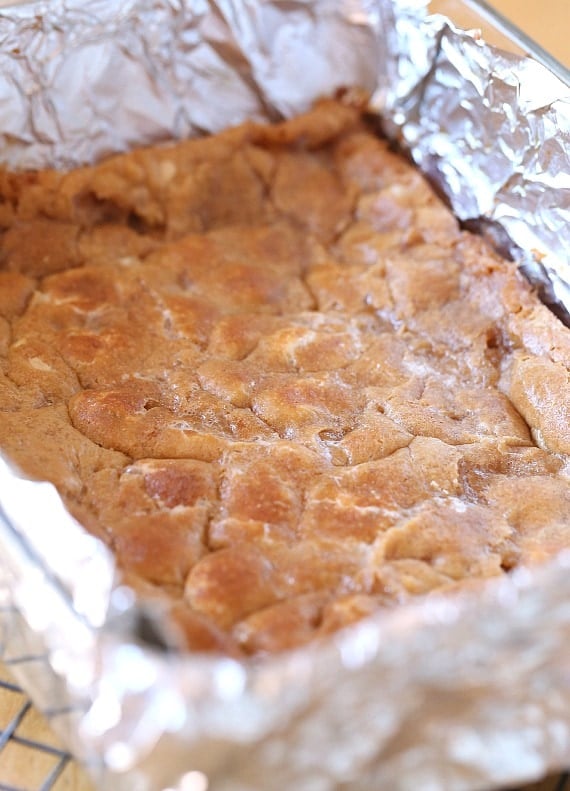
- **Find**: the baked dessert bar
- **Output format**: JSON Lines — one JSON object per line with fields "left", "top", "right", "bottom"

{"left": 0, "top": 99, "right": 568, "bottom": 656}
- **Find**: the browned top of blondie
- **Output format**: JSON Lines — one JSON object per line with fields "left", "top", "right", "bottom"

{"left": 0, "top": 99, "right": 568, "bottom": 656}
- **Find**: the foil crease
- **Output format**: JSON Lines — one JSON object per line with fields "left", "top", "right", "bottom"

{"left": 0, "top": 0, "right": 381, "bottom": 169}
{"left": 0, "top": 2, "right": 569, "bottom": 790}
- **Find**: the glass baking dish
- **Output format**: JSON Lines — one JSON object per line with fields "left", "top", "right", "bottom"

{"left": 0, "top": 2, "right": 568, "bottom": 790}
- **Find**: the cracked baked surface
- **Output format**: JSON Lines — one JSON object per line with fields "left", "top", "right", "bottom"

{"left": 0, "top": 99, "right": 569, "bottom": 656}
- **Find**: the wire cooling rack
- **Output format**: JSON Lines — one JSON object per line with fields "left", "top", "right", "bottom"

{"left": 0, "top": 660, "right": 92, "bottom": 791}
{"left": 0, "top": 657, "right": 567, "bottom": 791}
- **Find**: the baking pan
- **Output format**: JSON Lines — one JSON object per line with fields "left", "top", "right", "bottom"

{"left": 0, "top": 1, "right": 569, "bottom": 790}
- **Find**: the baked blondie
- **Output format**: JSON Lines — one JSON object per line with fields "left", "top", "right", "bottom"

{"left": 0, "top": 99, "right": 568, "bottom": 656}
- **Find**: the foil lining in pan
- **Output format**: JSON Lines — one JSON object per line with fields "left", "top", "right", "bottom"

{"left": 379, "top": 12, "right": 570, "bottom": 321}
{"left": 0, "top": 1, "right": 569, "bottom": 790}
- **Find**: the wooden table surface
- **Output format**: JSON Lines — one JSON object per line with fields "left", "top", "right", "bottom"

{"left": 434, "top": 0, "right": 569, "bottom": 67}
{"left": 0, "top": 1, "right": 568, "bottom": 789}
{"left": 483, "top": 0, "right": 568, "bottom": 66}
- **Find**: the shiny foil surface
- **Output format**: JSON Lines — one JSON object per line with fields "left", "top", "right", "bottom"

{"left": 0, "top": 1, "right": 569, "bottom": 790}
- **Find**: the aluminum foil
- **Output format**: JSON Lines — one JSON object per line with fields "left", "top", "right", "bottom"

{"left": 0, "top": 1, "right": 569, "bottom": 790}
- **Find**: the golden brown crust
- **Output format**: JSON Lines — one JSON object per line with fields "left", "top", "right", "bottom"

{"left": 0, "top": 98, "right": 569, "bottom": 656}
